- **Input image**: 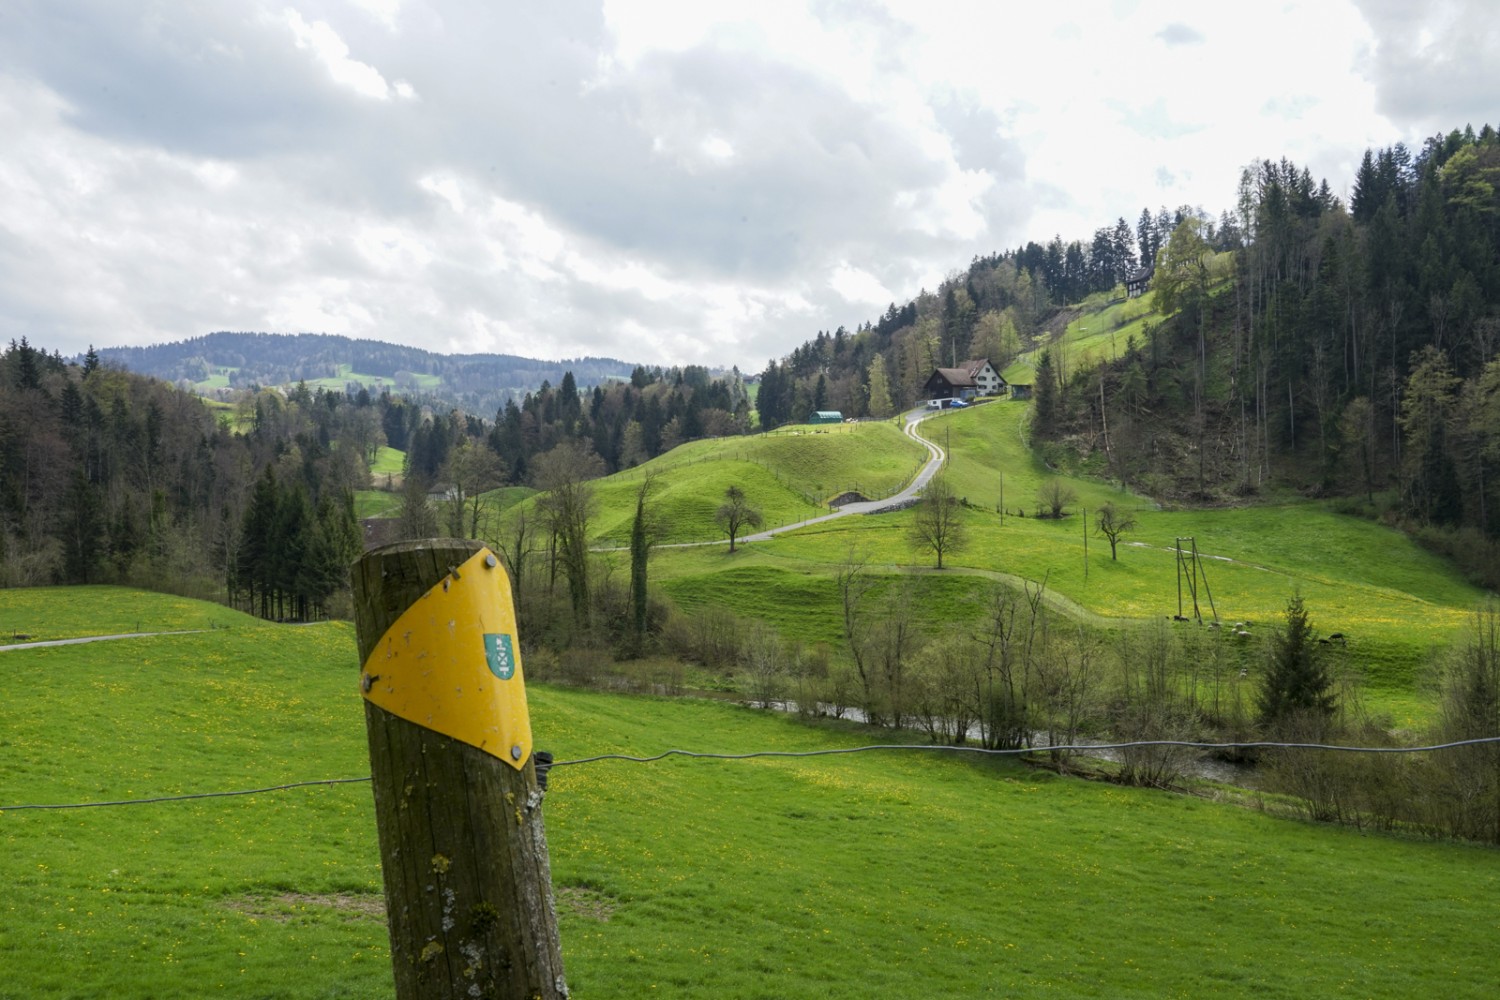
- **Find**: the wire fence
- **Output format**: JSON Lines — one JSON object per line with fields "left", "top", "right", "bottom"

{"left": 5, "top": 736, "right": 1498, "bottom": 813}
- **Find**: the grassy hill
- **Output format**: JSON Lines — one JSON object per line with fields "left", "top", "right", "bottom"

{"left": 522, "top": 420, "right": 927, "bottom": 547}
{"left": 1001, "top": 253, "right": 1232, "bottom": 385}
{"left": 2, "top": 588, "right": 1497, "bottom": 998}
{"left": 626, "top": 400, "right": 1487, "bottom": 724}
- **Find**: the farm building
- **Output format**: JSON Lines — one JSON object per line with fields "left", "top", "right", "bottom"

{"left": 922, "top": 359, "right": 1006, "bottom": 401}
{"left": 808, "top": 410, "right": 843, "bottom": 425}
{"left": 1126, "top": 266, "right": 1154, "bottom": 298}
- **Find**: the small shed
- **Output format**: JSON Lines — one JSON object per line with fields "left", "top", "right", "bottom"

{"left": 808, "top": 410, "right": 843, "bottom": 425}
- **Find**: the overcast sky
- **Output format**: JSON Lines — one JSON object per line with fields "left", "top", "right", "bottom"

{"left": 1, "top": 1, "right": 1496, "bottom": 372}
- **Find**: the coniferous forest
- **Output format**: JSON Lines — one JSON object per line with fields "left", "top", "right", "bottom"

{"left": 0, "top": 341, "right": 750, "bottom": 612}
{"left": 754, "top": 123, "right": 1500, "bottom": 585}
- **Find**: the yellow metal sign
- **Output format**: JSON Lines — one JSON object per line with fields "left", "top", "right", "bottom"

{"left": 360, "top": 548, "right": 532, "bottom": 769}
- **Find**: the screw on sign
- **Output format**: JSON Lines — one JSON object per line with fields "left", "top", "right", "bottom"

{"left": 353, "top": 539, "right": 566, "bottom": 1000}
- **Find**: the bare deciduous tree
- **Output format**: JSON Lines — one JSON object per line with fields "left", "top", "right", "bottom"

{"left": 715, "top": 485, "right": 763, "bottom": 553}
{"left": 1094, "top": 502, "right": 1138, "bottom": 560}
{"left": 443, "top": 440, "right": 505, "bottom": 539}
{"left": 532, "top": 441, "right": 605, "bottom": 632}
{"left": 908, "top": 474, "right": 967, "bottom": 568}
{"left": 1036, "top": 479, "right": 1077, "bottom": 518}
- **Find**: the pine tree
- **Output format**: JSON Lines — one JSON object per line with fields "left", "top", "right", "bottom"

{"left": 866, "top": 355, "right": 895, "bottom": 418}
{"left": 1032, "top": 349, "right": 1058, "bottom": 439}
{"left": 238, "top": 467, "right": 280, "bottom": 617}
{"left": 1258, "top": 594, "right": 1336, "bottom": 734}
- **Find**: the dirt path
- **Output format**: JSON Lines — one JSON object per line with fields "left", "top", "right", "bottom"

{"left": 0, "top": 630, "right": 209, "bottom": 653}
{"left": 734, "top": 408, "right": 945, "bottom": 544}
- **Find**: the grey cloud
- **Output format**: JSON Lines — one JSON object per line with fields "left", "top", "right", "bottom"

{"left": 1351, "top": 0, "right": 1500, "bottom": 130}
{"left": 932, "top": 96, "right": 1026, "bottom": 177}
{"left": 1113, "top": 97, "right": 1205, "bottom": 140}
{"left": 1154, "top": 23, "right": 1205, "bottom": 47}
{"left": 0, "top": 0, "right": 1041, "bottom": 367}
{"left": 0, "top": 1, "right": 350, "bottom": 156}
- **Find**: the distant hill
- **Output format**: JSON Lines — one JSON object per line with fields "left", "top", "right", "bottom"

{"left": 96, "top": 331, "right": 641, "bottom": 415}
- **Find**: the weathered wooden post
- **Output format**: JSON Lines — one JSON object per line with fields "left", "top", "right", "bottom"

{"left": 353, "top": 538, "right": 567, "bottom": 1000}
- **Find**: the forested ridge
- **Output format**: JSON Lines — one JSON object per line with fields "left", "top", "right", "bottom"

{"left": 0, "top": 339, "right": 751, "bottom": 610}
{"left": 757, "top": 122, "right": 1500, "bottom": 584}
{"left": 98, "top": 331, "right": 641, "bottom": 418}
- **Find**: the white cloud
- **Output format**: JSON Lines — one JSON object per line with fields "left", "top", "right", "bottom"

{"left": 829, "top": 262, "right": 894, "bottom": 306}
{"left": 0, "top": 0, "right": 1483, "bottom": 373}
{"left": 282, "top": 7, "right": 416, "bottom": 101}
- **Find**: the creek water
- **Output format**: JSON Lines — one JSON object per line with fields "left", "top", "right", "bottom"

{"left": 747, "top": 698, "right": 1260, "bottom": 788}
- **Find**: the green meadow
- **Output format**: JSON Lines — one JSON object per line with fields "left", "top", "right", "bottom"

{"left": 2, "top": 589, "right": 1497, "bottom": 999}
{"left": 369, "top": 446, "right": 405, "bottom": 478}
{"left": 1003, "top": 256, "right": 1232, "bottom": 385}
{"left": 625, "top": 400, "right": 1487, "bottom": 724}
{"left": 351, "top": 376, "right": 1489, "bottom": 721}
{"left": 517, "top": 420, "right": 927, "bottom": 546}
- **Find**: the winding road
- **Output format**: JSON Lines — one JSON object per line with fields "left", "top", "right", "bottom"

{"left": 735, "top": 407, "right": 946, "bottom": 544}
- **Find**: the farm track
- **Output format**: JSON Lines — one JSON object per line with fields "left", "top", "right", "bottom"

{"left": 665, "top": 408, "right": 947, "bottom": 550}
{"left": 0, "top": 630, "right": 209, "bottom": 652}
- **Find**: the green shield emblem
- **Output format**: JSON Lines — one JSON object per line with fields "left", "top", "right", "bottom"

{"left": 483, "top": 633, "right": 517, "bottom": 680}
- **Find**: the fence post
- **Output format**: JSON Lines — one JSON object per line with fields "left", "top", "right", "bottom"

{"left": 353, "top": 538, "right": 567, "bottom": 1000}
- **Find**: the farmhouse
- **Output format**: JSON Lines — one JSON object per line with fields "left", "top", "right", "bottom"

{"left": 922, "top": 358, "right": 1006, "bottom": 401}
{"left": 1125, "top": 265, "right": 1154, "bottom": 298}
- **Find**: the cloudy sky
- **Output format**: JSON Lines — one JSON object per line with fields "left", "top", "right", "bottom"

{"left": 1, "top": 1, "right": 1496, "bottom": 372}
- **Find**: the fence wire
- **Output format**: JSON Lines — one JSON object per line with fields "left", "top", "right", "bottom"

{"left": 4, "top": 736, "right": 1498, "bottom": 812}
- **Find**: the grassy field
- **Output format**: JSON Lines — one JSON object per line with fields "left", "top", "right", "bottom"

{"left": 1003, "top": 254, "right": 1233, "bottom": 385}
{"left": 631, "top": 400, "right": 1489, "bottom": 724}
{"left": 1, "top": 588, "right": 1497, "bottom": 999}
{"left": 190, "top": 366, "right": 237, "bottom": 393}
{"left": 511, "top": 420, "right": 926, "bottom": 547}
{"left": 301, "top": 363, "right": 442, "bottom": 395}
{"left": 352, "top": 490, "right": 401, "bottom": 520}
{"left": 369, "top": 446, "right": 405, "bottom": 478}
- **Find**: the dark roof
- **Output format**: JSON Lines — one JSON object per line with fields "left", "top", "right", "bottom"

{"left": 931, "top": 367, "right": 977, "bottom": 388}
{"left": 1126, "top": 266, "right": 1154, "bottom": 283}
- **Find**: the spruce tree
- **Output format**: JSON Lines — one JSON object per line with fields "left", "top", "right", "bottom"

{"left": 1258, "top": 594, "right": 1336, "bottom": 734}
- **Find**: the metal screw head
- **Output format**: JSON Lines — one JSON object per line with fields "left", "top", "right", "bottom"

{"left": 485, "top": 554, "right": 498, "bottom": 568}
{"left": 510, "top": 745, "right": 522, "bottom": 761}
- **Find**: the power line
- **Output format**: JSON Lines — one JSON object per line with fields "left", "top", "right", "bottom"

{"left": 3, "top": 737, "right": 1498, "bottom": 812}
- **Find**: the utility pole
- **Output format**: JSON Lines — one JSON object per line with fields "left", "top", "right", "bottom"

{"left": 1083, "top": 507, "right": 1088, "bottom": 582}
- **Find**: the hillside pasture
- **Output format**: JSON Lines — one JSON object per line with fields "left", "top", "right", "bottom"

{"left": 1003, "top": 253, "right": 1233, "bottom": 386}
{"left": 1, "top": 589, "right": 1497, "bottom": 999}
{"left": 621, "top": 419, "right": 925, "bottom": 504}
{"left": 369, "top": 446, "right": 404, "bottom": 478}
{"left": 510, "top": 420, "right": 926, "bottom": 547}
{"left": 635, "top": 400, "right": 1488, "bottom": 721}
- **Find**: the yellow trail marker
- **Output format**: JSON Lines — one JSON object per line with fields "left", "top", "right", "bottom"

{"left": 359, "top": 547, "right": 532, "bottom": 769}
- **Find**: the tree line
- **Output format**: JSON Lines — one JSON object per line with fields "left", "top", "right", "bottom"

{"left": 1, "top": 333, "right": 762, "bottom": 619}
{"left": 751, "top": 203, "right": 1235, "bottom": 430}
{"left": 99, "top": 331, "right": 640, "bottom": 421}
{"left": 1025, "top": 122, "right": 1500, "bottom": 585}
{"left": 1, "top": 339, "right": 361, "bottom": 618}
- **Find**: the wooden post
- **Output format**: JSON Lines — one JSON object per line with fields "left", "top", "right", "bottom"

{"left": 353, "top": 539, "right": 567, "bottom": 1000}
{"left": 1082, "top": 507, "right": 1088, "bottom": 583}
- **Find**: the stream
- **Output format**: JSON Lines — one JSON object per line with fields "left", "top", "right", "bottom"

{"left": 745, "top": 698, "right": 1260, "bottom": 788}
